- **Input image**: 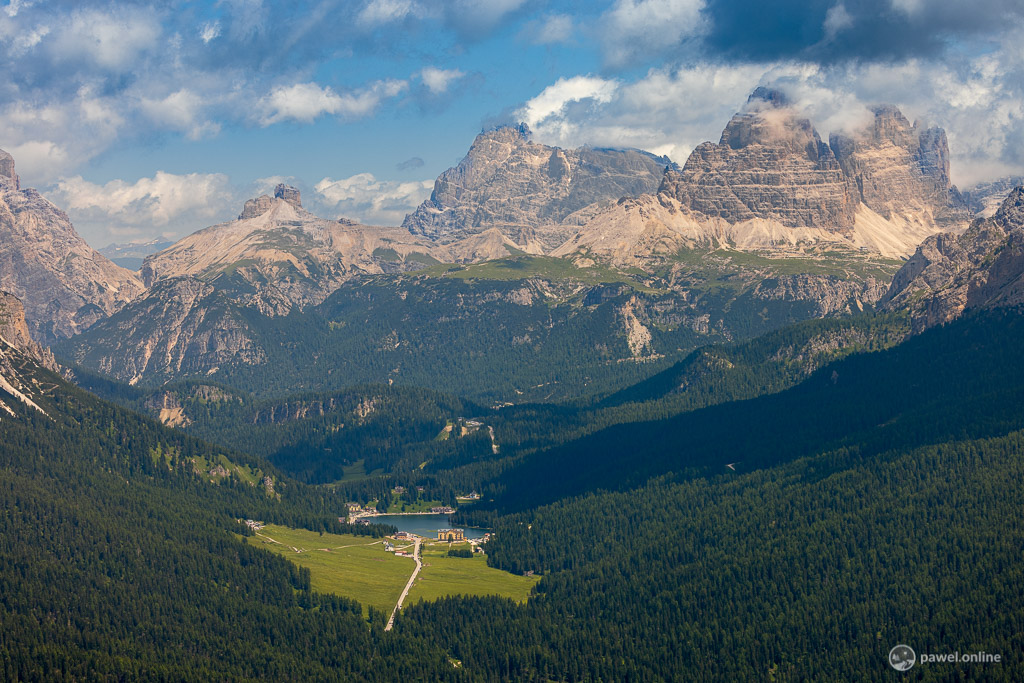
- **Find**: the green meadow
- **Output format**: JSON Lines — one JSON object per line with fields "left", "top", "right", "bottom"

{"left": 248, "top": 525, "right": 539, "bottom": 619}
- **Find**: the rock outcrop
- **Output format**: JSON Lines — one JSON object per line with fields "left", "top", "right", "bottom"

{"left": 829, "top": 105, "right": 968, "bottom": 225}
{"left": 0, "top": 291, "right": 57, "bottom": 370}
{"left": 561, "top": 90, "right": 970, "bottom": 266}
{"left": 881, "top": 187, "right": 1024, "bottom": 330}
{"left": 403, "top": 124, "right": 670, "bottom": 249}
{"left": 62, "top": 277, "right": 267, "bottom": 385}
{"left": 659, "top": 88, "right": 858, "bottom": 233}
{"left": 963, "top": 176, "right": 1024, "bottom": 217}
{"left": 142, "top": 186, "right": 444, "bottom": 312}
{"left": 0, "top": 149, "right": 144, "bottom": 342}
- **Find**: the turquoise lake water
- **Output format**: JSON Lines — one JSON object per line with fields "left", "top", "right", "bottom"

{"left": 371, "top": 514, "right": 487, "bottom": 540}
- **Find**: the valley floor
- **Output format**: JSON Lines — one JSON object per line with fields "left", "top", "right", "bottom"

{"left": 247, "top": 524, "right": 538, "bottom": 621}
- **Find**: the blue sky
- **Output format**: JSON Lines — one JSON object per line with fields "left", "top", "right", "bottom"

{"left": 2, "top": 0, "right": 1023, "bottom": 246}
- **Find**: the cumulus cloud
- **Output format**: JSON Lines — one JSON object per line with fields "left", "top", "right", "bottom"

{"left": 419, "top": 67, "right": 464, "bottom": 95}
{"left": 313, "top": 173, "right": 432, "bottom": 226}
{"left": 519, "top": 49, "right": 1024, "bottom": 186}
{"left": 49, "top": 7, "right": 162, "bottom": 71}
{"left": 140, "top": 90, "right": 220, "bottom": 140}
{"left": 259, "top": 80, "right": 408, "bottom": 124}
{"left": 199, "top": 20, "right": 221, "bottom": 43}
{"left": 51, "top": 171, "right": 236, "bottom": 243}
{"left": 520, "top": 75, "right": 620, "bottom": 131}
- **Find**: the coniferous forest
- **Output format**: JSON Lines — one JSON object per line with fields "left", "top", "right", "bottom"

{"left": 0, "top": 307, "right": 1022, "bottom": 679}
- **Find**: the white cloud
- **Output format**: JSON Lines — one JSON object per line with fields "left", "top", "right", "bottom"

{"left": 49, "top": 7, "right": 161, "bottom": 71}
{"left": 4, "top": 0, "right": 38, "bottom": 18}
{"left": 823, "top": 3, "right": 853, "bottom": 39}
{"left": 199, "top": 20, "right": 221, "bottom": 43}
{"left": 358, "top": 0, "right": 423, "bottom": 26}
{"left": 890, "top": 0, "right": 925, "bottom": 15}
{"left": 529, "top": 14, "right": 574, "bottom": 45}
{"left": 518, "top": 56, "right": 1024, "bottom": 187}
{"left": 419, "top": 66, "right": 464, "bottom": 95}
{"left": 520, "top": 75, "right": 620, "bottom": 129}
{"left": 259, "top": 80, "right": 408, "bottom": 125}
{"left": 140, "top": 89, "right": 220, "bottom": 140}
{"left": 600, "top": 0, "right": 707, "bottom": 67}
{"left": 51, "top": 171, "right": 235, "bottom": 243}
{"left": 313, "top": 173, "right": 432, "bottom": 226}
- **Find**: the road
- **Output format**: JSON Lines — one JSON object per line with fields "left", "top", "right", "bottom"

{"left": 385, "top": 536, "right": 421, "bottom": 632}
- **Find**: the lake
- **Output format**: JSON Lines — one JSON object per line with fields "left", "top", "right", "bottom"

{"left": 372, "top": 513, "right": 487, "bottom": 540}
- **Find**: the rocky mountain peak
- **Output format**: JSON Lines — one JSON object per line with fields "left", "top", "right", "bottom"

{"left": 403, "top": 124, "right": 668, "bottom": 247}
{"left": 829, "top": 104, "right": 964, "bottom": 222}
{"left": 661, "top": 88, "right": 856, "bottom": 231}
{"left": 746, "top": 86, "right": 790, "bottom": 109}
{"left": 0, "top": 148, "right": 18, "bottom": 191}
{"left": 238, "top": 184, "right": 303, "bottom": 219}
{"left": 274, "top": 183, "right": 301, "bottom": 208}
{"left": 0, "top": 149, "right": 143, "bottom": 342}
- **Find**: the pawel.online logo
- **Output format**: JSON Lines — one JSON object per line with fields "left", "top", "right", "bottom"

{"left": 889, "top": 644, "right": 1002, "bottom": 671}
{"left": 889, "top": 645, "right": 916, "bottom": 671}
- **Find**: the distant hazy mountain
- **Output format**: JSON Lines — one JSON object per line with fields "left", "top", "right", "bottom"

{"left": 0, "top": 149, "right": 144, "bottom": 343}
{"left": 98, "top": 238, "right": 176, "bottom": 271}
{"left": 402, "top": 123, "right": 671, "bottom": 250}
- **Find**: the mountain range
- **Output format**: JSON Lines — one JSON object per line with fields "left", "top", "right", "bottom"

{"left": 0, "top": 88, "right": 1020, "bottom": 395}
{"left": 2, "top": 86, "right": 1024, "bottom": 679}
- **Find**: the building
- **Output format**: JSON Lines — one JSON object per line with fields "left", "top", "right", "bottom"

{"left": 437, "top": 528, "right": 465, "bottom": 542}
{"left": 431, "top": 506, "right": 456, "bottom": 514}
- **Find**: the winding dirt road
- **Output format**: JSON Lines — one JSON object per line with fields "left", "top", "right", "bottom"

{"left": 385, "top": 537, "right": 421, "bottom": 632}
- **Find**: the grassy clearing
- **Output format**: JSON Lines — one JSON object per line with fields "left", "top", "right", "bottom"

{"left": 189, "top": 452, "right": 264, "bottom": 486}
{"left": 417, "top": 256, "right": 644, "bottom": 288}
{"left": 384, "top": 497, "right": 445, "bottom": 513}
{"left": 249, "top": 526, "right": 539, "bottom": 618}
{"left": 246, "top": 524, "right": 411, "bottom": 617}
{"left": 327, "top": 458, "right": 384, "bottom": 485}
{"left": 407, "top": 542, "right": 539, "bottom": 606}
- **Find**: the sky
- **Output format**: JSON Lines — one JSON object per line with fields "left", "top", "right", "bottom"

{"left": 1, "top": 0, "right": 1023, "bottom": 247}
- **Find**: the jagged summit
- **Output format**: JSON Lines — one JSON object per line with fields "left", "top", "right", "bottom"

{"left": 661, "top": 92, "right": 856, "bottom": 231}
{"left": 829, "top": 105, "right": 965, "bottom": 224}
{"left": 746, "top": 86, "right": 790, "bottom": 108}
{"left": 239, "top": 183, "right": 303, "bottom": 219}
{"left": 0, "top": 148, "right": 19, "bottom": 191}
{"left": 402, "top": 125, "right": 668, "bottom": 247}
{"left": 0, "top": 149, "right": 142, "bottom": 342}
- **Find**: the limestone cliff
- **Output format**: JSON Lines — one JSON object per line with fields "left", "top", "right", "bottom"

{"left": 63, "top": 276, "right": 266, "bottom": 385}
{"left": 659, "top": 88, "right": 858, "bottom": 233}
{"left": 0, "top": 149, "right": 143, "bottom": 342}
{"left": 829, "top": 105, "right": 968, "bottom": 225}
{"left": 881, "top": 187, "right": 1024, "bottom": 331}
{"left": 0, "top": 291, "right": 57, "bottom": 371}
{"left": 403, "top": 124, "right": 670, "bottom": 249}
